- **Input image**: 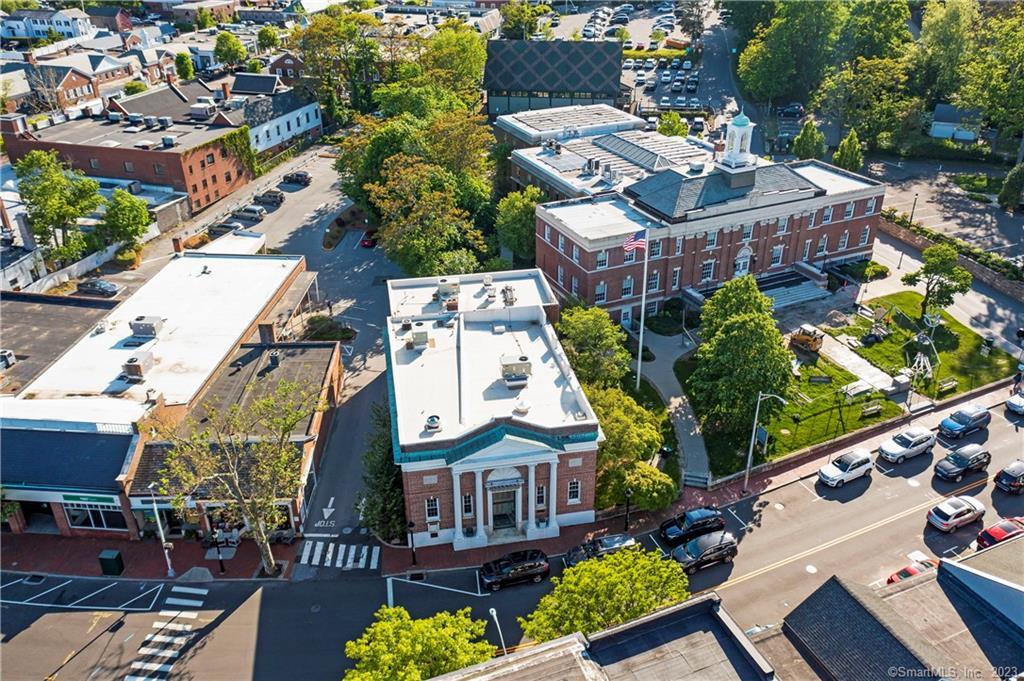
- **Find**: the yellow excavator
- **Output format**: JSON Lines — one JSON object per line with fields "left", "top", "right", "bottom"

{"left": 790, "top": 324, "right": 824, "bottom": 353}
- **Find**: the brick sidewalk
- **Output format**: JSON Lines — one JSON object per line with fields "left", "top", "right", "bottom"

{"left": 382, "top": 382, "right": 1014, "bottom": 575}
{"left": 1, "top": 533, "right": 299, "bottom": 580}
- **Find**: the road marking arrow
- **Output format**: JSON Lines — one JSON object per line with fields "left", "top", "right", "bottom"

{"left": 322, "top": 496, "right": 336, "bottom": 520}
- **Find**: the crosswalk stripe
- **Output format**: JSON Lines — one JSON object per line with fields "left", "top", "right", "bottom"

{"left": 357, "top": 546, "right": 367, "bottom": 569}
{"left": 138, "top": 647, "right": 180, "bottom": 658}
{"left": 311, "top": 541, "right": 324, "bottom": 566}
{"left": 344, "top": 545, "right": 357, "bottom": 570}
{"left": 300, "top": 540, "right": 313, "bottom": 564}
{"left": 336, "top": 544, "right": 347, "bottom": 568}
{"left": 126, "top": 675, "right": 164, "bottom": 681}
{"left": 165, "top": 597, "right": 203, "bottom": 607}
{"left": 152, "top": 621, "right": 192, "bottom": 632}
{"left": 370, "top": 546, "right": 380, "bottom": 570}
{"left": 159, "top": 610, "right": 198, "bottom": 619}
{"left": 324, "top": 542, "right": 334, "bottom": 567}
{"left": 131, "top": 661, "right": 173, "bottom": 673}
{"left": 170, "top": 585, "right": 208, "bottom": 596}
{"left": 145, "top": 634, "right": 191, "bottom": 645}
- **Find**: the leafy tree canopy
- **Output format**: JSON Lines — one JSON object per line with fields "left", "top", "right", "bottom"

{"left": 500, "top": 0, "right": 551, "bottom": 39}
{"left": 214, "top": 31, "right": 248, "bottom": 66}
{"left": 557, "top": 307, "right": 631, "bottom": 388}
{"left": 791, "top": 119, "right": 826, "bottom": 160}
{"left": 998, "top": 163, "right": 1024, "bottom": 211}
{"left": 495, "top": 185, "right": 544, "bottom": 260}
{"left": 700, "top": 275, "right": 774, "bottom": 340}
{"left": 956, "top": 3, "right": 1024, "bottom": 139}
{"left": 838, "top": 0, "right": 911, "bottom": 61}
{"left": 359, "top": 403, "right": 406, "bottom": 542}
{"left": 97, "top": 188, "right": 150, "bottom": 248}
{"left": 913, "top": 0, "right": 978, "bottom": 105}
{"left": 175, "top": 52, "right": 194, "bottom": 79}
{"left": 658, "top": 111, "right": 689, "bottom": 137}
{"left": 901, "top": 244, "right": 973, "bottom": 317}
{"left": 832, "top": 128, "right": 864, "bottom": 172}
{"left": 257, "top": 25, "right": 280, "bottom": 52}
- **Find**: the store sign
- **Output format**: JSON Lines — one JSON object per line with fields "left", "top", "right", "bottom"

{"left": 62, "top": 494, "right": 116, "bottom": 505}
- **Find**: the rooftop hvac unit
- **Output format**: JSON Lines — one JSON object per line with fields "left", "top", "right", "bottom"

{"left": 513, "top": 399, "right": 531, "bottom": 415}
{"left": 501, "top": 354, "right": 531, "bottom": 389}
{"left": 129, "top": 315, "right": 162, "bottom": 338}
{"left": 482, "top": 274, "right": 493, "bottom": 287}
{"left": 411, "top": 328, "right": 429, "bottom": 349}
{"left": 400, "top": 318, "right": 412, "bottom": 331}
{"left": 485, "top": 285, "right": 497, "bottom": 301}
{"left": 107, "top": 111, "right": 123, "bottom": 122}
{"left": 122, "top": 350, "right": 154, "bottom": 381}
{"left": 437, "top": 277, "right": 460, "bottom": 299}
{"left": 189, "top": 103, "right": 215, "bottom": 119}
{"left": 127, "top": 113, "right": 144, "bottom": 124}
{"left": 157, "top": 116, "right": 173, "bottom": 128}
{"left": 127, "top": 180, "right": 143, "bottom": 194}
{"left": 501, "top": 284, "right": 516, "bottom": 307}
{"left": 197, "top": 96, "right": 216, "bottom": 106}
{"left": 162, "top": 135, "right": 175, "bottom": 148}
{"left": 143, "top": 115, "right": 157, "bottom": 127}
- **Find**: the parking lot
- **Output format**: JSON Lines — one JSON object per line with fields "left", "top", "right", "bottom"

{"left": 0, "top": 574, "right": 164, "bottom": 612}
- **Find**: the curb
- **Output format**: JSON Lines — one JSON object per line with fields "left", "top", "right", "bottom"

{"left": 0, "top": 568, "right": 286, "bottom": 584}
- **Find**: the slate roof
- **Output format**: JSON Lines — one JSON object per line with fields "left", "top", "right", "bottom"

{"left": 484, "top": 40, "right": 622, "bottom": 97}
{"left": 624, "top": 164, "right": 820, "bottom": 222}
{"left": 86, "top": 6, "right": 126, "bottom": 17}
{"left": 116, "top": 80, "right": 216, "bottom": 120}
{"left": 224, "top": 87, "right": 317, "bottom": 127}
{"left": 231, "top": 72, "right": 282, "bottom": 95}
{"left": 0, "top": 427, "right": 135, "bottom": 493}
{"left": 784, "top": 576, "right": 947, "bottom": 681}
{"left": 933, "top": 103, "right": 980, "bottom": 125}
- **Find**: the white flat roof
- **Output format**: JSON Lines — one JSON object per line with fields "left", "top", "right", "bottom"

{"left": 0, "top": 396, "right": 147, "bottom": 426}
{"left": 539, "top": 195, "right": 651, "bottom": 243}
{"left": 386, "top": 270, "right": 596, "bottom": 450}
{"left": 791, "top": 163, "right": 874, "bottom": 195}
{"left": 19, "top": 252, "right": 302, "bottom": 410}
{"left": 199, "top": 229, "right": 266, "bottom": 255}
{"left": 386, "top": 269, "right": 556, "bottom": 320}
{"left": 496, "top": 104, "right": 645, "bottom": 144}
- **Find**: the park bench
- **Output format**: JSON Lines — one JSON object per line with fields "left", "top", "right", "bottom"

{"left": 937, "top": 377, "right": 959, "bottom": 394}
{"left": 861, "top": 400, "right": 882, "bottom": 417}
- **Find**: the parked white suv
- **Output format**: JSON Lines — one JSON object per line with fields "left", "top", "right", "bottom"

{"left": 878, "top": 426, "right": 936, "bottom": 464}
{"left": 926, "top": 496, "right": 985, "bottom": 533}
{"left": 817, "top": 448, "right": 873, "bottom": 487}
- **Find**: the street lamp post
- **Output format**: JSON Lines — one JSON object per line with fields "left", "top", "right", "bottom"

{"left": 623, "top": 487, "right": 633, "bottom": 532}
{"left": 408, "top": 520, "right": 417, "bottom": 566}
{"left": 489, "top": 607, "right": 508, "bottom": 656}
{"left": 742, "top": 392, "right": 787, "bottom": 496}
{"left": 147, "top": 482, "right": 175, "bottom": 578}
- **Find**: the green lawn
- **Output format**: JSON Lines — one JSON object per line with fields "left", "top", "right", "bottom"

{"left": 623, "top": 372, "right": 680, "bottom": 483}
{"left": 951, "top": 173, "right": 1004, "bottom": 194}
{"left": 826, "top": 291, "right": 1015, "bottom": 398}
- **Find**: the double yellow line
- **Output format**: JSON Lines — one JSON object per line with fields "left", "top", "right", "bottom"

{"left": 702, "top": 477, "right": 987, "bottom": 594}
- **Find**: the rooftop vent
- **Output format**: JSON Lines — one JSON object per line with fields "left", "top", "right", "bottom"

{"left": 158, "top": 116, "right": 173, "bottom": 128}
{"left": 482, "top": 274, "right": 493, "bottom": 287}
{"left": 127, "top": 113, "right": 144, "bottom": 124}
{"left": 485, "top": 285, "right": 497, "bottom": 301}
{"left": 425, "top": 414, "right": 442, "bottom": 431}
{"left": 129, "top": 315, "right": 162, "bottom": 338}
{"left": 268, "top": 350, "right": 280, "bottom": 367}
{"left": 122, "top": 350, "right": 154, "bottom": 382}
{"left": 492, "top": 323, "right": 506, "bottom": 335}
{"left": 501, "top": 354, "right": 531, "bottom": 390}
{"left": 513, "top": 399, "right": 531, "bottom": 415}
{"left": 688, "top": 160, "right": 705, "bottom": 173}
{"left": 401, "top": 318, "right": 412, "bottom": 331}
{"left": 161, "top": 135, "right": 176, "bottom": 148}
{"left": 437, "top": 277, "right": 460, "bottom": 299}
{"left": 501, "top": 285, "right": 516, "bottom": 307}
{"left": 107, "top": 111, "right": 123, "bottom": 123}
{"left": 143, "top": 115, "right": 157, "bottom": 127}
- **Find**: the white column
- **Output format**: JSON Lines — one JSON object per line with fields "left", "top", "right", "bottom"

{"left": 475, "top": 470, "right": 484, "bottom": 537}
{"left": 452, "top": 469, "right": 463, "bottom": 539}
{"left": 527, "top": 464, "right": 536, "bottom": 529}
{"left": 549, "top": 459, "right": 558, "bottom": 522}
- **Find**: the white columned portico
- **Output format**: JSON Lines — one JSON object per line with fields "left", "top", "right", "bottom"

{"left": 548, "top": 459, "right": 558, "bottom": 523}
{"left": 452, "top": 470, "right": 463, "bottom": 539}
{"left": 474, "top": 470, "right": 484, "bottom": 537}
{"left": 527, "top": 463, "right": 536, "bottom": 530}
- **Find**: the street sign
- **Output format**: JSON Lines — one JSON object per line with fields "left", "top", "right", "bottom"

{"left": 756, "top": 426, "right": 768, "bottom": 445}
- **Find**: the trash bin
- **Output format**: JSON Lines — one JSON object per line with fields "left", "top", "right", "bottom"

{"left": 98, "top": 549, "right": 124, "bottom": 576}
{"left": 983, "top": 334, "right": 995, "bottom": 349}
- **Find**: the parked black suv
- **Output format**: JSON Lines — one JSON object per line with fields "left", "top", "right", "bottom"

{"left": 670, "top": 531, "right": 737, "bottom": 575}
{"left": 933, "top": 444, "right": 991, "bottom": 483}
{"left": 779, "top": 102, "right": 805, "bottom": 118}
{"left": 995, "top": 459, "right": 1024, "bottom": 495}
{"left": 479, "top": 550, "right": 549, "bottom": 592}
{"left": 659, "top": 505, "right": 725, "bottom": 548}
{"left": 565, "top": 533, "right": 637, "bottom": 568}
{"left": 282, "top": 171, "right": 312, "bottom": 186}
{"left": 255, "top": 189, "right": 285, "bottom": 206}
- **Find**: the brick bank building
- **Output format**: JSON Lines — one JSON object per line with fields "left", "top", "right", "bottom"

{"left": 534, "top": 113, "right": 887, "bottom": 324}
{"left": 384, "top": 270, "right": 602, "bottom": 551}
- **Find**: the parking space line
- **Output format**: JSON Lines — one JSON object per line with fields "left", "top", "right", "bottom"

{"left": 875, "top": 463, "right": 894, "bottom": 474}
{"left": 390, "top": 577, "right": 490, "bottom": 598}
{"left": 21, "top": 579, "right": 72, "bottom": 603}
{"left": 0, "top": 578, "right": 24, "bottom": 589}
{"left": 119, "top": 584, "right": 163, "bottom": 610}
{"left": 797, "top": 480, "right": 821, "bottom": 501}
{"left": 728, "top": 508, "right": 747, "bottom": 528}
{"left": 646, "top": 534, "right": 669, "bottom": 557}
{"left": 67, "top": 582, "right": 117, "bottom": 606}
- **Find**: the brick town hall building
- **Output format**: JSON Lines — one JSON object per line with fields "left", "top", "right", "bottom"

{"left": 384, "top": 270, "right": 602, "bottom": 551}
{"left": 534, "top": 112, "right": 887, "bottom": 325}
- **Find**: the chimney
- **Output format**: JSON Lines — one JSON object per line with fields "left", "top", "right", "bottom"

{"left": 165, "top": 71, "right": 176, "bottom": 86}
{"left": 171, "top": 236, "right": 184, "bottom": 254}
{"left": 221, "top": 82, "right": 231, "bottom": 101}
{"left": 23, "top": 51, "right": 36, "bottom": 65}
{"left": 258, "top": 322, "right": 277, "bottom": 345}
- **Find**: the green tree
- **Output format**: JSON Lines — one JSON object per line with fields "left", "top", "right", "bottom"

{"left": 519, "top": 549, "right": 688, "bottom": 641}
{"left": 557, "top": 307, "right": 631, "bottom": 388}
{"left": 616, "top": 27, "right": 630, "bottom": 43}
{"left": 423, "top": 111, "right": 494, "bottom": 181}
{"left": 123, "top": 81, "right": 147, "bottom": 95}
{"left": 500, "top": 0, "right": 550, "bottom": 39}
{"left": 813, "top": 57, "right": 920, "bottom": 147}
{"left": 434, "top": 249, "right": 480, "bottom": 275}
{"left": 174, "top": 52, "right": 195, "bottom": 79}
{"left": 901, "top": 244, "right": 973, "bottom": 318}
{"left": 623, "top": 461, "right": 677, "bottom": 511}
{"left": 345, "top": 606, "right": 494, "bottom": 680}
{"left": 419, "top": 24, "right": 487, "bottom": 106}
{"left": 699, "top": 275, "right": 774, "bottom": 340}
{"left": 257, "top": 25, "right": 280, "bottom": 52}
{"left": 838, "top": 0, "right": 911, "bottom": 61}
{"left": 913, "top": 0, "right": 978, "bottom": 104}
{"left": 246, "top": 58, "right": 263, "bottom": 73}
{"left": 159, "top": 381, "right": 325, "bottom": 576}
{"left": 658, "top": 111, "right": 689, "bottom": 137}
{"left": 791, "top": 119, "right": 826, "bottom": 160}
{"left": 737, "top": 30, "right": 793, "bottom": 102}
{"left": 0, "top": 0, "right": 39, "bottom": 14}
{"left": 214, "top": 31, "right": 247, "bottom": 67}
{"left": 688, "top": 314, "right": 793, "bottom": 436}
{"left": 832, "top": 129, "right": 864, "bottom": 172}
{"left": 587, "top": 386, "right": 664, "bottom": 508}
{"left": 359, "top": 403, "right": 406, "bottom": 543}
{"left": 14, "top": 150, "right": 103, "bottom": 264}
{"left": 723, "top": 0, "right": 776, "bottom": 51}
{"left": 96, "top": 188, "right": 150, "bottom": 248}
{"left": 494, "top": 185, "right": 543, "bottom": 260}
{"left": 374, "top": 82, "right": 466, "bottom": 118}
{"left": 998, "top": 163, "right": 1024, "bottom": 211}
{"left": 649, "top": 28, "right": 665, "bottom": 44}
{"left": 195, "top": 6, "right": 215, "bottom": 29}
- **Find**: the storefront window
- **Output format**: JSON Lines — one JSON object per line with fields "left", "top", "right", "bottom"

{"left": 64, "top": 502, "right": 128, "bottom": 530}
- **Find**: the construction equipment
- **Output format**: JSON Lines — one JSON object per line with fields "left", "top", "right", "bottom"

{"left": 791, "top": 324, "right": 824, "bottom": 352}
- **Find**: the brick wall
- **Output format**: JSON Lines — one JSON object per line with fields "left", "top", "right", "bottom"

{"left": 403, "top": 466, "right": 455, "bottom": 532}
{"left": 555, "top": 449, "right": 596, "bottom": 516}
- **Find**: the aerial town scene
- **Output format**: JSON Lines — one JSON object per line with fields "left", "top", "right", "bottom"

{"left": 0, "top": 0, "right": 1021, "bottom": 678}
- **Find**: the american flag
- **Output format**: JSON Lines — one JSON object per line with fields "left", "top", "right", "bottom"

{"left": 623, "top": 230, "right": 646, "bottom": 252}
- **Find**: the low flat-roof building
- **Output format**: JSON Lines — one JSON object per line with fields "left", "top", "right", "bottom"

{"left": 385, "top": 269, "right": 601, "bottom": 550}
{"left": 494, "top": 104, "right": 645, "bottom": 149}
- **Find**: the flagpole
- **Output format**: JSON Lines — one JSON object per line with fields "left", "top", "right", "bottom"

{"left": 635, "top": 226, "right": 650, "bottom": 393}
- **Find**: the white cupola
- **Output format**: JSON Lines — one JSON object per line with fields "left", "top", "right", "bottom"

{"left": 715, "top": 110, "right": 759, "bottom": 188}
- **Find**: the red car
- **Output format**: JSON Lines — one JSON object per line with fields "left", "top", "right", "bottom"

{"left": 886, "top": 558, "right": 939, "bottom": 584}
{"left": 976, "top": 517, "right": 1024, "bottom": 549}
{"left": 360, "top": 230, "right": 378, "bottom": 248}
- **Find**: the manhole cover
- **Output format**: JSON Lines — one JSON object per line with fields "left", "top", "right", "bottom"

{"left": 774, "top": 502, "right": 785, "bottom": 511}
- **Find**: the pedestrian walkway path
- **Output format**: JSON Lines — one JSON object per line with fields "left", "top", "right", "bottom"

{"left": 295, "top": 540, "right": 380, "bottom": 571}
{"left": 819, "top": 332, "right": 895, "bottom": 392}
{"left": 637, "top": 329, "right": 709, "bottom": 484}
{"left": 125, "top": 585, "right": 209, "bottom": 681}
